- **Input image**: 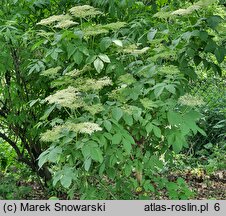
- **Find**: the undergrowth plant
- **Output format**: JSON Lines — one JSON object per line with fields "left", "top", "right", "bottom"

{"left": 25, "top": 0, "right": 226, "bottom": 199}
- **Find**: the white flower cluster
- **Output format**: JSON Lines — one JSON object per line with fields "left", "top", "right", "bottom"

{"left": 83, "top": 25, "right": 109, "bottom": 37}
{"left": 178, "top": 94, "right": 205, "bottom": 107}
{"left": 66, "top": 66, "right": 92, "bottom": 77}
{"left": 84, "top": 103, "right": 104, "bottom": 115}
{"left": 69, "top": 5, "right": 102, "bottom": 18}
{"left": 78, "top": 77, "right": 112, "bottom": 91}
{"left": 103, "top": 22, "right": 127, "bottom": 30}
{"left": 82, "top": 22, "right": 126, "bottom": 37}
{"left": 94, "top": 77, "right": 112, "bottom": 89}
{"left": 172, "top": 0, "right": 217, "bottom": 16}
{"left": 45, "top": 86, "right": 84, "bottom": 109}
{"left": 172, "top": 5, "right": 201, "bottom": 16}
{"left": 40, "top": 122, "right": 102, "bottom": 142}
{"left": 158, "top": 65, "right": 180, "bottom": 75}
{"left": 41, "top": 66, "right": 61, "bottom": 78}
{"left": 37, "top": 14, "right": 71, "bottom": 26}
{"left": 154, "top": 0, "right": 217, "bottom": 18}
{"left": 73, "top": 122, "right": 102, "bottom": 135}
{"left": 54, "top": 20, "right": 78, "bottom": 29}
{"left": 40, "top": 126, "right": 63, "bottom": 142}
{"left": 123, "top": 44, "right": 149, "bottom": 55}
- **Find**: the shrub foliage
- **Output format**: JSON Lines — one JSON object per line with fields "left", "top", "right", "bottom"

{"left": 0, "top": 0, "right": 225, "bottom": 199}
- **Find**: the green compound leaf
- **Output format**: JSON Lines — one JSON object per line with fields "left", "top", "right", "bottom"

{"left": 145, "top": 122, "right": 154, "bottom": 134}
{"left": 112, "top": 107, "right": 123, "bottom": 121}
{"left": 122, "top": 138, "right": 132, "bottom": 154}
{"left": 84, "top": 157, "right": 92, "bottom": 171}
{"left": 112, "top": 39, "right": 123, "bottom": 47}
{"left": 153, "top": 126, "right": 161, "bottom": 138}
{"left": 94, "top": 58, "right": 104, "bottom": 73}
{"left": 103, "top": 120, "right": 112, "bottom": 132}
{"left": 60, "top": 175, "right": 72, "bottom": 188}
{"left": 167, "top": 110, "right": 182, "bottom": 126}
{"left": 214, "top": 47, "right": 225, "bottom": 64}
{"left": 123, "top": 113, "right": 133, "bottom": 126}
{"left": 154, "top": 85, "right": 165, "bottom": 98}
{"left": 98, "top": 53, "right": 111, "bottom": 63}
{"left": 112, "top": 133, "right": 122, "bottom": 145}
{"left": 90, "top": 147, "right": 103, "bottom": 163}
